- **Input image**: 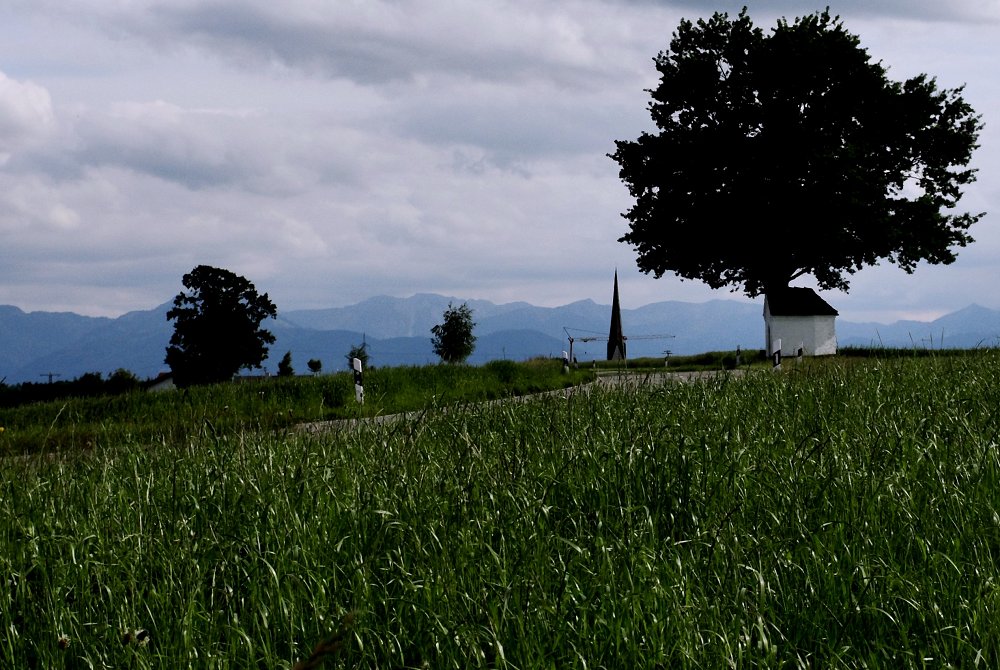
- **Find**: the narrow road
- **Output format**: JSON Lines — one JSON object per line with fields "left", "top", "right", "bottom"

{"left": 296, "top": 368, "right": 743, "bottom": 435}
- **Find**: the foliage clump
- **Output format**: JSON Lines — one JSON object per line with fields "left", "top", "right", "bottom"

{"left": 277, "top": 351, "right": 295, "bottom": 377}
{"left": 611, "top": 9, "right": 983, "bottom": 297}
{"left": 345, "top": 342, "right": 369, "bottom": 370}
{"left": 165, "top": 265, "right": 277, "bottom": 387}
{"left": 431, "top": 302, "right": 477, "bottom": 364}
{"left": 0, "top": 369, "right": 141, "bottom": 408}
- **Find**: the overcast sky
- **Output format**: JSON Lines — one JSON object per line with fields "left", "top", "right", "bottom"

{"left": 0, "top": 0, "right": 996, "bottom": 324}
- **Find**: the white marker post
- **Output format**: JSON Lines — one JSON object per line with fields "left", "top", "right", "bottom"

{"left": 352, "top": 357, "right": 364, "bottom": 404}
{"left": 562, "top": 350, "right": 570, "bottom": 374}
{"left": 772, "top": 338, "right": 782, "bottom": 370}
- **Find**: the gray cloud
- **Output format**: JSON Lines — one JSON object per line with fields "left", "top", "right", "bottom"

{"left": 0, "top": 0, "right": 995, "bottom": 325}
{"left": 391, "top": 86, "right": 649, "bottom": 168}
{"left": 21, "top": 0, "right": 642, "bottom": 88}
{"left": 0, "top": 72, "right": 54, "bottom": 157}
{"left": 615, "top": 0, "right": 1000, "bottom": 23}
{"left": 68, "top": 102, "right": 323, "bottom": 193}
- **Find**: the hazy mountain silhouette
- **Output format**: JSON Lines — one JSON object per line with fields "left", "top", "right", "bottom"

{"left": 2, "top": 296, "right": 998, "bottom": 384}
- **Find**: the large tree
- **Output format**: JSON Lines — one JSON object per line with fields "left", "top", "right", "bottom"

{"left": 165, "top": 265, "right": 277, "bottom": 387}
{"left": 610, "top": 9, "right": 983, "bottom": 298}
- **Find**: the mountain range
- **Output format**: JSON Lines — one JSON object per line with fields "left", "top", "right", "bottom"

{"left": 2, "top": 294, "right": 999, "bottom": 384}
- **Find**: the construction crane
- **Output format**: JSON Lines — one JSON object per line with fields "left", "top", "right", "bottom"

{"left": 562, "top": 327, "right": 675, "bottom": 363}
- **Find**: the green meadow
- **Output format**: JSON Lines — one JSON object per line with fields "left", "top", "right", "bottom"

{"left": 3, "top": 352, "right": 1000, "bottom": 667}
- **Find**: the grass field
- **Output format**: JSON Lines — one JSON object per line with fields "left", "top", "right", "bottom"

{"left": 3, "top": 352, "right": 1000, "bottom": 667}
{"left": 0, "top": 359, "right": 595, "bottom": 456}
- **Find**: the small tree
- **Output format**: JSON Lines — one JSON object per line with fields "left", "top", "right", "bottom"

{"left": 106, "top": 368, "right": 140, "bottom": 394}
{"left": 307, "top": 358, "right": 323, "bottom": 375}
{"left": 277, "top": 351, "right": 294, "bottom": 377}
{"left": 431, "top": 302, "right": 476, "bottom": 364}
{"left": 346, "top": 342, "right": 369, "bottom": 370}
{"left": 165, "top": 265, "right": 277, "bottom": 387}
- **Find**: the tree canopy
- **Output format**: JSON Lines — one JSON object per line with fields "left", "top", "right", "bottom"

{"left": 165, "top": 265, "right": 277, "bottom": 387}
{"left": 346, "top": 342, "right": 370, "bottom": 371}
{"left": 610, "top": 9, "right": 983, "bottom": 298}
{"left": 431, "top": 302, "right": 476, "bottom": 364}
{"left": 277, "top": 351, "right": 294, "bottom": 377}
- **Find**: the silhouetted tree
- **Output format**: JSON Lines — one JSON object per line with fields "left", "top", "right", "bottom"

{"left": 346, "top": 342, "right": 369, "bottom": 370}
{"left": 277, "top": 351, "right": 295, "bottom": 377}
{"left": 611, "top": 9, "right": 983, "bottom": 298}
{"left": 431, "top": 302, "right": 476, "bottom": 364}
{"left": 106, "top": 368, "right": 140, "bottom": 394}
{"left": 165, "top": 265, "right": 277, "bottom": 387}
{"left": 307, "top": 359, "right": 323, "bottom": 374}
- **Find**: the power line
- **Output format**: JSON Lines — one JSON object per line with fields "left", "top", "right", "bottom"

{"left": 562, "top": 327, "right": 674, "bottom": 362}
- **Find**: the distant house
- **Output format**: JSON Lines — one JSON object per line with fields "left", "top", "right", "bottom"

{"left": 145, "top": 372, "right": 175, "bottom": 392}
{"left": 763, "top": 287, "right": 838, "bottom": 357}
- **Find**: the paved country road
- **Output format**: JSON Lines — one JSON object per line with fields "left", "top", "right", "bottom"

{"left": 296, "top": 368, "right": 746, "bottom": 435}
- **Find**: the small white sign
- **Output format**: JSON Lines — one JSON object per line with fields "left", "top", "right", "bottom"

{"left": 352, "top": 357, "right": 364, "bottom": 404}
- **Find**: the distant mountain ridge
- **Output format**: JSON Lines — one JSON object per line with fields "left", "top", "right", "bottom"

{"left": 835, "top": 303, "right": 1000, "bottom": 350}
{"left": 2, "top": 296, "right": 999, "bottom": 384}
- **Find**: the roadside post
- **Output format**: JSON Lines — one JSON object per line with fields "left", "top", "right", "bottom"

{"left": 352, "top": 357, "right": 364, "bottom": 404}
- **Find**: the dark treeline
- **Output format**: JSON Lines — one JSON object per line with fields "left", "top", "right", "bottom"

{"left": 0, "top": 369, "right": 143, "bottom": 408}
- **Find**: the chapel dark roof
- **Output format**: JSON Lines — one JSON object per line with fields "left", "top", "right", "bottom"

{"left": 766, "top": 287, "right": 839, "bottom": 317}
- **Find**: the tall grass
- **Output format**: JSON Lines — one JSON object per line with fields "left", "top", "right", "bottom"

{"left": 3, "top": 353, "right": 1000, "bottom": 667}
{"left": 0, "top": 359, "right": 593, "bottom": 455}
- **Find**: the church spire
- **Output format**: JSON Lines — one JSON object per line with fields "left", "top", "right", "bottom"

{"left": 607, "top": 270, "right": 626, "bottom": 361}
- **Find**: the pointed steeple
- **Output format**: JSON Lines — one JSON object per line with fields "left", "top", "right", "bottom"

{"left": 607, "top": 270, "right": 626, "bottom": 361}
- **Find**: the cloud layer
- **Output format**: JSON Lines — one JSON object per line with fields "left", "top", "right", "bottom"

{"left": 0, "top": 0, "right": 996, "bottom": 325}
